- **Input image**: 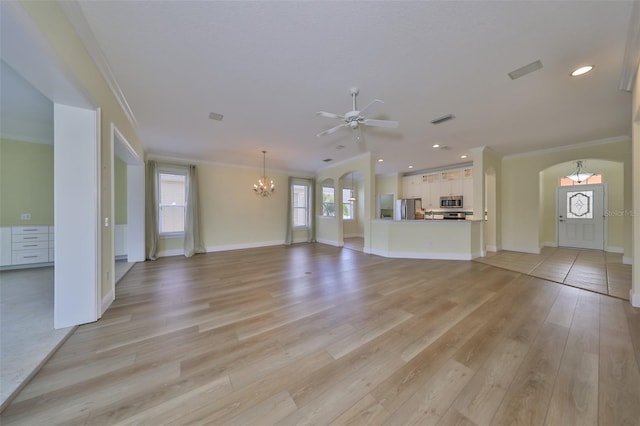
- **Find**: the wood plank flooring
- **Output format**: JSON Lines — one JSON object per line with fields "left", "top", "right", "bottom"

{"left": 1, "top": 243, "right": 639, "bottom": 425}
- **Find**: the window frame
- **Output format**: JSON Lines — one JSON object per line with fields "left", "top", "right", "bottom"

{"left": 322, "top": 185, "right": 336, "bottom": 217}
{"left": 158, "top": 167, "right": 188, "bottom": 237}
{"left": 292, "top": 182, "right": 310, "bottom": 229}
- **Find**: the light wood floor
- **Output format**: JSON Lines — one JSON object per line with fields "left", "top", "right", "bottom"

{"left": 2, "top": 244, "right": 639, "bottom": 425}
{"left": 475, "top": 247, "right": 632, "bottom": 300}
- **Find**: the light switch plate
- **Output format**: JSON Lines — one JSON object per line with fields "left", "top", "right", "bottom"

{"left": 20, "top": 213, "right": 31, "bottom": 221}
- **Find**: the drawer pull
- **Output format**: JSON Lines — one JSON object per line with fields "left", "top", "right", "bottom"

{"left": 24, "top": 255, "right": 38, "bottom": 259}
{"left": 23, "top": 244, "right": 38, "bottom": 247}
{"left": 23, "top": 228, "right": 38, "bottom": 232}
{"left": 23, "top": 236, "right": 38, "bottom": 240}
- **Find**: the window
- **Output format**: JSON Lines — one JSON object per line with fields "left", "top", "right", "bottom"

{"left": 343, "top": 188, "right": 354, "bottom": 220}
{"left": 322, "top": 186, "right": 335, "bottom": 216}
{"left": 159, "top": 172, "right": 186, "bottom": 234}
{"left": 293, "top": 184, "right": 309, "bottom": 228}
{"left": 559, "top": 174, "right": 602, "bottom": 186}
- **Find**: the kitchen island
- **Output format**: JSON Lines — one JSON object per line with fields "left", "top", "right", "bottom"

{"left": 367, "top": 219, "right": 483, "bottom": 260}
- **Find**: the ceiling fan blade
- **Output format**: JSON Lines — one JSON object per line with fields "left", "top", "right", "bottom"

{"left": 363, "top": 118, "right": 399, "bottom": 128}
{"left": 317, "top": 111, "right": 345, "bottom": 120}
{"left": 358, "top": 99, "right": 383, "bottom": 118}
{"left": 316, "top": 123, "right": 347, "bottom": 137}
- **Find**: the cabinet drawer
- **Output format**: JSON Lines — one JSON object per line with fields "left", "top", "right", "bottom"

{"left": 12, "top": 226, "right": 49, "bottom": 235}
{"left": 12, "top": 233, "right": 48, "bottom": 243}
{"left": 13, "top": 241, "right": 49, "bottom": 250}
{"left": 12, "top": 249, "right": 49, "bottom": 264}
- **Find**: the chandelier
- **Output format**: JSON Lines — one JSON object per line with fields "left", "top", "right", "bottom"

{"left": 565, "top": 160, "right": 594, "bottom": 183}
{"left": 348, "top": 172, "right": 356, "bottom": 201}
{"left": 253, "top": 150, "right": 275, "bottom": 197}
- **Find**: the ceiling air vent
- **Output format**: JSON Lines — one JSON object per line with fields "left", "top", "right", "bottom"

{"left": 209, "top": 112, "right": 224, "bottom": 121}
{"left": 508, "top": 60, "right": 543, "bottom": 80}
{"left": 430, "top": 114, "right": 454, "bottom": 125}
{"left": 323, "top": 158, "right": 333, "bottom": 162}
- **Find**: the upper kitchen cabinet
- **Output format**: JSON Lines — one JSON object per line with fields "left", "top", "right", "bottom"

{"left": 402, "top": 174, "right": 422, "bottom": 199}
{"left": 421, "top": 173, "right": 440, "bottom": 209}
{"left": 463, "top": 168, "right": 473, "bottom": 209}
{"left": 440, "top": 169, "right": 463, "bottom": 196}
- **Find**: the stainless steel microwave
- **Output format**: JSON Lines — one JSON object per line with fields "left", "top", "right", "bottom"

{"left": 440, "top": 195, "right": 463, "bottom": 208}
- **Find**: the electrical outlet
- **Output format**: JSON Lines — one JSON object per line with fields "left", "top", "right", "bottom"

{"left": 20, "top": 213, "right": 31, "bottom": 221}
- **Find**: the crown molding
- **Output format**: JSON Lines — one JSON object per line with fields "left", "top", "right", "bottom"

{"left": 58, "top": 1, "right": 138, "bottom": 129}
{"left": 619, "top": 0, "right": 640, "bottom": 92}
{"left": 502, "top": 135, "right": 631, "bottom": 160}
{"left": 145, "top": 153, "right": 313, "bottom": 178}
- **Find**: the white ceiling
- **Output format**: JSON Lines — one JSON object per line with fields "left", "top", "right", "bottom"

{"left": 33, "top": 2, "right": 640, "bottom": 173}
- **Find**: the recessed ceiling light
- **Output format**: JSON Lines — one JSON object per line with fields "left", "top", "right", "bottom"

{"left": 432, "top": 144, "right": 440, "bottom": 148}
{"left": 571, "top": 65, "right": 593, "bottom": 77}
{"left": 408, "top": 165, "right": 414, "bottom": 169}
{"left": 460, "top": 155, "right": 468, "bottom": 159}
{"left": 378, "top": 158, "right": 384, "bottom": 162}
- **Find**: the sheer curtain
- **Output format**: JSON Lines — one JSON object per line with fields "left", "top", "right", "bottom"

{"left": 184, "top": 164, "right": 205, "bottom": 257}
{"left": 285, "top": 176, "right": 294, "bottom": 245}
{"left": 307, "top": 178, "right": 316, "bottom": 243}
{"left": 145, "top": 160, "right": 159, "bottom": 260}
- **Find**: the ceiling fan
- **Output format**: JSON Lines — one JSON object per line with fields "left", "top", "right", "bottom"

{"left": 316, "top": 87, "right": 399, "bottom": 139}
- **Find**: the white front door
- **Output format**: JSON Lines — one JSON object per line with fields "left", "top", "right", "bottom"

{"left": 557, "top": 184, "right": 605, "bottom": 250}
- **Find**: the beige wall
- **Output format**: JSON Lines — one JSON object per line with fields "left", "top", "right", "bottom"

{"left": 157, "top": 162, "right": 291, "bottom": 254}
{"left": 539, "top": 159, "right": 625, "bottom": 250}
{"left": 20, "top": 1, "right": 144, "bottom": 299}
{"left": 501, "top": 139, "right": 632, "bottom": 256}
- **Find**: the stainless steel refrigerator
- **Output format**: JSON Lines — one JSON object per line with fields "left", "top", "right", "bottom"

{"left": 394, "top": 198, "right": 423, "bottom": 220}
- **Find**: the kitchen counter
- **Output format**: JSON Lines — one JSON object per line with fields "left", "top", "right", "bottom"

{"left": 368, "top": 219, "right": 483, "bottom": 260}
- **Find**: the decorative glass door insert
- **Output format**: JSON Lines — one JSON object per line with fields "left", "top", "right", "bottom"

{"left": 566, "top": 190, "right": 593, "bottom": 219}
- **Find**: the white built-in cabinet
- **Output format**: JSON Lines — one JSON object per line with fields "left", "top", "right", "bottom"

{"left": 402, "top": 174, "right": 422, "bottom": 199}
{"left": 0, "top": 225, "right": 54, "bottom": 267}
{"left": 403, "top": 166, "right": 473, "bottom": 210}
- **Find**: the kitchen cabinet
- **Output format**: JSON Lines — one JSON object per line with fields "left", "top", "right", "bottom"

{"left": 402, "top": 174, "right": 422, "bottom": 199}
{"left": 440, "top": 169, "right": 463, "bottom": 196}
{"left": 421, "top": 173, "right": 440, "bottom": 209}
{"left": 402, "top": 165, "right": 473, "bottom": 210}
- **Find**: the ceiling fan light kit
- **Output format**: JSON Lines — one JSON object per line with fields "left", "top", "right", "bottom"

{"left": 316, "top": 87, "right": 399, "bottom": 139}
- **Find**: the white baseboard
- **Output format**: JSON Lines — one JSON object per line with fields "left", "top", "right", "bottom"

{"left": 623, "top": 256, "right": 633, "bottom": 265}
{"left": 485, "top": 245, "right": 500, "bottom": 253}
{"left": 501, "top": 245, "right": 541, "bottom": 254}
{"left": 206, "top": 240, "right": 284, "bottom": 253}
{"left": 541, "top": 241, "right": 557, "bottom": 248}
{"left": 156, "top": 248, "right": 184, "bottom": 258}
{"left": 101, "top": 289, "right": 114, "bottom": 316}
{"left": 606, "top": 246, "right": 624, "bottom": 254}
{"left": 317, "top": 238, "right": 343, "bottom": 247}
{"left": 631, "top": 291, "right": 640, "bottom": 308}
{"left": 344, "top": 233, "right": 363, "bottom": 239}
{"left": 368, "top": 248, "right": 474, "bottom": 261}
